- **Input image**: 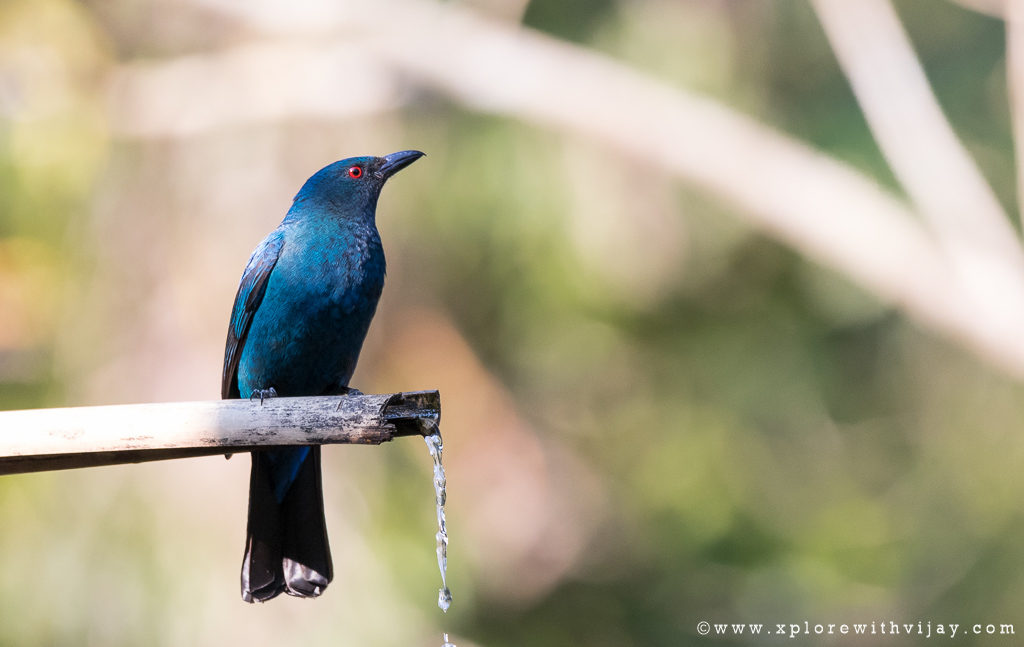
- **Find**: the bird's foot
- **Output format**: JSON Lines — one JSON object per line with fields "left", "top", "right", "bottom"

{"left": 335, "top": 386, "right": 363, "bottom": 410}
{"left": 249, "top": 387, "right": 278, "bottom": 404}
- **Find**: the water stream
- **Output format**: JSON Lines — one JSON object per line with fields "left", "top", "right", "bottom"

{"left": 423, "top": 427, "right": 452, "bottom": 612}
{"left": 422, "top": 422, "right": 456, "bottom": 646}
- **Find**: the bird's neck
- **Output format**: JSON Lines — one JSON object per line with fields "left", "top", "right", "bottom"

{"left": 287, "top": 190, "right": 379, "bottom": 223}
{"left": 284, "top": 202, "right": 380, "bottom": 237}
{"left": 281, "top": 210, "right": 383, "bottom": 271}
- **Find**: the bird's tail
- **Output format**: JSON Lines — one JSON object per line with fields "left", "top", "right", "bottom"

{"left": 241, "top": 446, "right": 333, "bottom": 602}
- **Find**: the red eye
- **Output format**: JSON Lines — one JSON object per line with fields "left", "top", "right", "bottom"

{"left": 348, "top": 166, "right": 363, "bottom": 179}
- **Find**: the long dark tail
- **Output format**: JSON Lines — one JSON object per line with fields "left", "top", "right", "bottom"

{"left": 241, "top": 446, "right": 333, "bottom": 602}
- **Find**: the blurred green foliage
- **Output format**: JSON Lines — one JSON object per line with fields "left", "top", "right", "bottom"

{"left": 2, "top": 1, "right": 1024, "bottom": 646}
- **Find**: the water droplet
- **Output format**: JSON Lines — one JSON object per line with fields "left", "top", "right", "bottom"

{"left": 441, "top": 632, "right": 457, "bottom": 647}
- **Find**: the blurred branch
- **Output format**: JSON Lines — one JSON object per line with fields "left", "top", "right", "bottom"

{"left": 0, "top": 391, "right": 439, "bottom": 475}
{"left": 108, "top": 41, "right": 405, "bottom": 137}
{"left": 813, "top": 0, "right": 1024, "bottom": 268}
{"left": 812, "top": 0, "right": 1024, "bottom": 377}
{"left": 109, "top": 0, "right": 1024, "bottom": 378}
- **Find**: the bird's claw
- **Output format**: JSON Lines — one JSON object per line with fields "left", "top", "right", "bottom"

{"left": 335, "top": 386, "right": 364, "bottom": 410}
{"left": 249, "top": 387, "right": 278, "bottom": 404}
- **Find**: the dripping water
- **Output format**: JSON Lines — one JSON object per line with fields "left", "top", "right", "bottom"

{"left": 423, "top": 423, "right": 452, "bottom": 613}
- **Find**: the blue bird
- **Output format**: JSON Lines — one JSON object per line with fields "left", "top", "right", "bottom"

{"left": 221, "top": 150, "right": 424, "bottom": 602}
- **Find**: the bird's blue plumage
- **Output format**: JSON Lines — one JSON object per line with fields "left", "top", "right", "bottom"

{"left": 221, "top": 150, "right": 423, "bottom": 602}
{"left": 234, "top": 197, "right": 385, "bottom": 501}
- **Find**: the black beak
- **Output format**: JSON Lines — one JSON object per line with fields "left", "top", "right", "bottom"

{"left": 377, "top": 150, "right": 425, "bottom": 180}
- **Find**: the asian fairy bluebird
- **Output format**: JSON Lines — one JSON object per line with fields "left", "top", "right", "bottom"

{"left": 221, "top": 150, "right": 424, "bottom": 602}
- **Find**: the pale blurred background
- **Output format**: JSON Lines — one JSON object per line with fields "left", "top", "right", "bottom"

{"left": 3, "top": 0, "right": 1024, "bottom": 645}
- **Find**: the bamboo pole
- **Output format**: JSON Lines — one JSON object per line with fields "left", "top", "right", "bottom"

{"left": 0, "top": 391, "right": 440, "bottom": 476}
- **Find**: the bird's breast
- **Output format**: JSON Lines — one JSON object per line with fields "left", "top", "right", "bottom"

{"left": 237, "top": 223, "right": 385, "bottom": 395}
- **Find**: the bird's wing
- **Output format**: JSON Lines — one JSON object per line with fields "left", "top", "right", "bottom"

{"left": 221, "top": 229, "right": 286, "bottom": 399}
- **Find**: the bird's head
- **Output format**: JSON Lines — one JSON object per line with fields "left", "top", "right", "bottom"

{"left": 289, "top": 150, "right": 425, "bottom": 218}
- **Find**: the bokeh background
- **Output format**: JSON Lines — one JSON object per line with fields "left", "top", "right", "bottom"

{"left": 2, "top": 0, "right": 1024, "bottom": 645}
